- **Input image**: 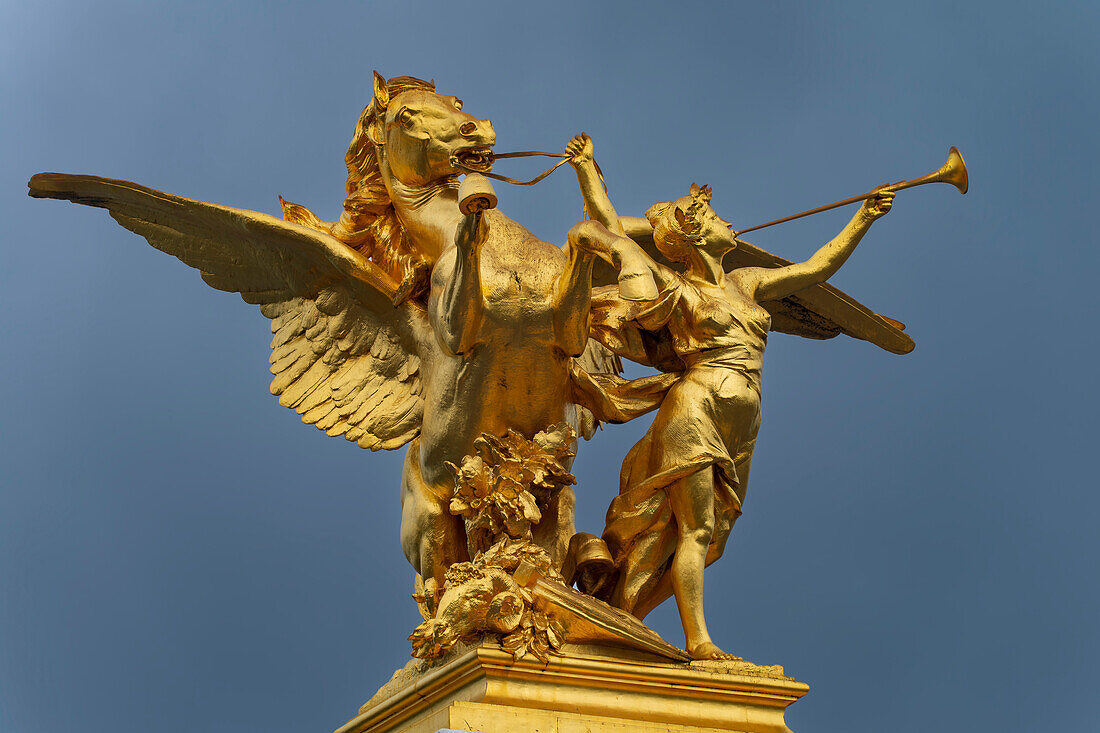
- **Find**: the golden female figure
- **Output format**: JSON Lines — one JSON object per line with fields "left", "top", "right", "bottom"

{"left": 569, "top": 136, "right": 894, "bottom": 658}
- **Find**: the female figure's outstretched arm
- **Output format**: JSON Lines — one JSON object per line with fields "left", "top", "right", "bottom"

{"left": 734, "top": 189, "right": 895, "bottom": 302}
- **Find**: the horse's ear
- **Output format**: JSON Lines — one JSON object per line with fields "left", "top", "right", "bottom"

{"left": 373, "top": 71, "right": 389, "bottom": 111}
{"left": 366, "top": 71, "right": 389, "bottom": 147}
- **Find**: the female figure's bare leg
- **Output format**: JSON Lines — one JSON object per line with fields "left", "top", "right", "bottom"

{"left": 634, "top": 458, "right": 752, "bottom": 622}
{"left": 669, "top": 469, "right": 737, "bottom": 660}
{"left": 711, "top": 448, "right": 755, "bottom": 562}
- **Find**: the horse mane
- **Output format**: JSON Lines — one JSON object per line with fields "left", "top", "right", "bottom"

{"left": 280, "top": 76, "right": 434, "bottom": 304}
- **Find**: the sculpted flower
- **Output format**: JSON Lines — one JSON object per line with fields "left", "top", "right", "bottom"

{"left": 496, "top": 455, "right": 534, "bottom": 490}
{"left": 528, "top": 424, "right": 578, "bottom": 496}
{"left": 502, "top": 606, "right": 563, "bottom": 663}
{"left": 480, "top": 538, "right": 560, "bottom": 580}
{"left": 443, "top": 561, "right": 484, "bottom": 588}
{"left": 447, "top": 455, "right": 492, "bottom": 518}
{"left": 534, "top": 422, "right": 575, "bottom": 456}
{"left": 451, "top": 427, "right": 580, "bottom": 551}
{"left": 490, "top": 475, "right": 541, "bottom": 538}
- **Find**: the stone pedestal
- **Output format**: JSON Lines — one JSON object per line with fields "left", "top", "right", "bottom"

{"left": 336, "top": 642, "right": 808, "bottom": 733}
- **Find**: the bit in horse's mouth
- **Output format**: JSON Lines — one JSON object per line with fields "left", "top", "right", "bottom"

{"left": 453, "top": 147, "right": 494, "bottom": 173}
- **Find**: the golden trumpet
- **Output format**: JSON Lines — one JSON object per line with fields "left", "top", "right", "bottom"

{"left": 733, "top": 147, "right": 968, "bottom": 236}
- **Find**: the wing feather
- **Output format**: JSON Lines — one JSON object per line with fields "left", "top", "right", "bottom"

{"left": 727, "top": 238, "right": 914, "bottom": 354}
{"left": 573, "top": 338, "right": 623, "bottom": 440}
{"left": 30, "top": 172, "right": 428, "bottom": 451}
{"left": 602, "top": 225, "right": 914, "bottom": 354}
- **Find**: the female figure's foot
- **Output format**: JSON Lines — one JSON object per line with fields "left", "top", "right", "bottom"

{"left": 689, "top": 640, "right": 741, "bottom": 661}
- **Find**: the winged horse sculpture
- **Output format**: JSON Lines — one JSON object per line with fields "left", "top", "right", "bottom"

{"left": 28, "top": 73, "right": 915, "bottom": 619}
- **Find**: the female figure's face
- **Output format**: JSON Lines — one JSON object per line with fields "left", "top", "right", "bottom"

{"left": 700, "top": 206, "right": 736, "bottom": 250}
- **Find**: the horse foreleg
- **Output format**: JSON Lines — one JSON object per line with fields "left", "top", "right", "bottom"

{"left": 567, "top": 220, "right": 659, "bottom": 303}
{"left": 430, "top": 210, "right": 488, "bottom": 355}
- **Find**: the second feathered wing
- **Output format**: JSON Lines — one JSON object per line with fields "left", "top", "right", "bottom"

{"left": 725, "top": 235, "right": 914, "bottom": 355}
{"left": 29, "top": 173, "right": 428, "bottom": 451}
{"left": 591, "top": 226, "right": 915, "bottom": 356}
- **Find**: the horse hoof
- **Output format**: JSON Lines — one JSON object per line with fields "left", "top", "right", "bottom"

{"left": 459, "top": 173, "right": 497, "bottom": 215}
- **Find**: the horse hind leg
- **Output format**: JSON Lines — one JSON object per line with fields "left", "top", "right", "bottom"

{"left": 399, "top": 439, "right": 468, "bottom": 615}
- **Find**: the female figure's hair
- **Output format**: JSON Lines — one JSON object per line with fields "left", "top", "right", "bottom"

{"left": 281, "top": 76, "right": 435, "bottom": 304}
{"left": 644, "top": 183, "right": 713, "bottom": 264}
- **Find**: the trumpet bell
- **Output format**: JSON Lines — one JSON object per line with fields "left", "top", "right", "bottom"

{"left": 890, "top": 146, "right": 969, "bottom": 196}
{"left": 941, "top": 146, "right": 968, "bottom": 195}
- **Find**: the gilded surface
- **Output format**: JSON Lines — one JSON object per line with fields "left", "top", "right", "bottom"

{"left": 345, "top": 641, "right": 805, "bottom": 733}
{"left": 27, "top": 72, "right": 965, "bottom": 664}
{"left": 567, "top": 172, "right": 894, "bottom": 658}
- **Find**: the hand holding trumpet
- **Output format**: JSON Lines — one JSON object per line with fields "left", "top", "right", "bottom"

{"left": 859, "top": 187, "right": 896, "bottom": 222}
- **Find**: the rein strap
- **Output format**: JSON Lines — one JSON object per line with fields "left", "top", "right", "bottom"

{"left": 452, "top": 150, "right": 605, "bottom": 188}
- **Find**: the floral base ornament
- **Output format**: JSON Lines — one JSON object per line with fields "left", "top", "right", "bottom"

{"left": 408, "top": 537, "right": 567, "bottom": 662}
{"left": 409, "top": 422, "right": 694, "bottom": 664}
{"left": 447, "top": 424, "right": 576, "bottom": 557}
{"left": 410, "top": 425, "right": 574, "bottom": 662}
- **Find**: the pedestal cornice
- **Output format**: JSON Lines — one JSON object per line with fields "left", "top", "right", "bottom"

{"left": 338, "top": 642, "right": 807, "bottom": 733}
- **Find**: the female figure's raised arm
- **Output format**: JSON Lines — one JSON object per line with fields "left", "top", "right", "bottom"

{"left": 567, "top": 133, "right": 625, "bottom": 236}
{"left": 565, "top": 134, "right": 664, "bottom": 301}
{"left": 736, "top": 189, "right": 894, "bottom": 302}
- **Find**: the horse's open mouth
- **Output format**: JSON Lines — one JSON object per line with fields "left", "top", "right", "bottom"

{"left": 452, "top": 147, "right": 495, "bottom": 173}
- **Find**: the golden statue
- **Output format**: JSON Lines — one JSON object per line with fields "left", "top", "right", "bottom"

{"left": 29, "top": 74, "right": 629, "bottom": 617}
{"left": 564, "top": 136, "right": 895, "bottom": 658}
{"left": 27, "top": 72, "right": 966, "bottom": 666}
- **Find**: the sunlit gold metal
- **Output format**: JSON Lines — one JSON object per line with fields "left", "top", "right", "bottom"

{"left": 343, "top": 641, "right": 805, "bottom": 733}
{"left": 453, "top": 149, "right": 574, "bottom": 186}
{"left": 26, "top": 72, "right": 964, "bottom": 672}
{"left": 563, "top": 151, "right": 903, "bottom": 658}
{"left": 732, "top": 146, "right": 968, "bottom": 236}
{"left": 26, "top": 74, "right": 656, "bottom": 630}
{"left": 456, "top": 172, "right": 497, "bottom": 214}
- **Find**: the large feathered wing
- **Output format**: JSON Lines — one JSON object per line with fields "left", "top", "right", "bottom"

{"left": 593, "top": 226, "right": 915, "bottom": 355}
{"left": 29, "top": 173, "right": 428, "bottom": 450}
{"left": 724, "top": 236, "right": 914, "bottom": 354}
{"left": 572, "top": 338, "right": 624, "bottom": 439}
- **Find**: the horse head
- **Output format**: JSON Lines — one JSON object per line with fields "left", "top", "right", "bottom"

{"left": 367, "top": 72, "right": 496, "bottom": 188}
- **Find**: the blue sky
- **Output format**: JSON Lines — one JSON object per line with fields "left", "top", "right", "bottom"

{"left": 2, "top": 2, "right": 1097, "bottom": 732}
